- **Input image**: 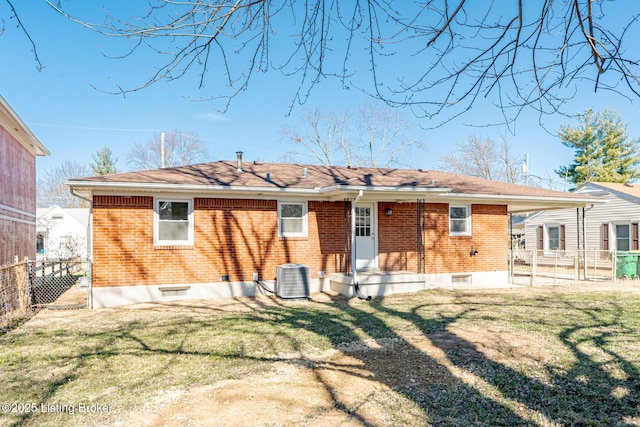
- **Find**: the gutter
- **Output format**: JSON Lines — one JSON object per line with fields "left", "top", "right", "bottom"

{"left": 67, "top": 180, "right": 602, "bottom": 208}
{"left": 66, "top": 181, "right": 324, "bottom": 195}
{"left": 319, "top": 184, "right": 452, "bottom": 195}
{"left": 433, "top": 192, "right": 603, "bottom": 205}
{"left": 66, "top": 181, "right": 453, "bottom": 195}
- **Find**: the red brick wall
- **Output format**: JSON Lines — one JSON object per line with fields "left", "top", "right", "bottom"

{"left": 0, "top": 127, "right": 36, "bottom": 265}
{"left": 92, "top": 197, "right": 347, "bottom": 287}
{"left": 92, "top": 197, "right": 508, "bottom": 288}
{"left": 378, "top": 202, "right": 507, "bottom": 274}
{"left": 378, "top": 202, "right": 420, "bottom": 271}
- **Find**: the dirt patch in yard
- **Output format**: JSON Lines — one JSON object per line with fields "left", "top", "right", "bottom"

{"left": 124, "top": 327, "right": 554, "bottom": 427}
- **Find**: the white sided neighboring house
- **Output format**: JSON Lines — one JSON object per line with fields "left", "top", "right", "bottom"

{"left": 36, "top": 205, "right": 89, "bottom": 260}
{"left": 524, "top": 182, "right": 640, "bottom": 256}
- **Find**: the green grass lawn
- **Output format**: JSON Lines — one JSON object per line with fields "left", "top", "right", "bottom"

{"left": 1, "top": 285, "right": 639, "bottom": 426}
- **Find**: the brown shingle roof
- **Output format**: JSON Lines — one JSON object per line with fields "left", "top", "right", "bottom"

{"left": 585, "top": 182, "right": 640, "bottom": 199}
{"left": 69, "top": 160, "right": 587, "bottom": 199}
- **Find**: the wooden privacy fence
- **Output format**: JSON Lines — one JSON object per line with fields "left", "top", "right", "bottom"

{"left": 0, "top": 258, "right": 91, "bottom": 331}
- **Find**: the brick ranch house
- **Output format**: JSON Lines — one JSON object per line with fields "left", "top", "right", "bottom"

{"left": 67, "top": 154, "right": 597, "bottom": 308}
{"left": 0, "top": 95, "right": 49, "bottom": 266}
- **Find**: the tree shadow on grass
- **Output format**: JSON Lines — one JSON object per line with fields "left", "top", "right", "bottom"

{"left": 257, "top": 297, "right": 538, "bottom": 425}
{"left": 3, "top": 291, "right": 639, "bottom": 426}
{"left": 370, "top": 295, "right": 640, "bottom": 425}
{"left": 1, "top": 296, "right": 531, "bottom": 426}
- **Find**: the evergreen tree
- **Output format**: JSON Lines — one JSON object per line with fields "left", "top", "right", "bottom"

{"left": 556, "top": 109, "right": 640, "bottom": 185}
{"left": 90, "top": 146, "right": 118, "bottom": 175}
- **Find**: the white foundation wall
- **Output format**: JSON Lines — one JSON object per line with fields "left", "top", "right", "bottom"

{"left": 91, "top": 279, "right": 333, "bottom": 308}
{"left": 428, "top": 270, "right": 511, "bottom": 288}
{"left": 329, "top": 270, "right": 510, "bottom": 298}
{"left": 91, "top": 270, "right": 511, "bottom": 308}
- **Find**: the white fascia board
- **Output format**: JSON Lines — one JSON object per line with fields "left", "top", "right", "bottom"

{"left": 66, "top": 181, "right": 454, "bottom": 201}
{"left": 435, "top": 193, "right": 605, "bottom": 208}
{"left": 580, "top": 182, "right": 640, "bottom": 204}
{"left": 66, "top": 181, "right": 321, "bottom": 195}
{"left": 0, "top": 95, "right": 50, "bottom": 157}
{"left": 319, "top": 185, "right": 452, "bottom": 194}
{"left": 319, "top": 185, "right": 453, "bottom": 201}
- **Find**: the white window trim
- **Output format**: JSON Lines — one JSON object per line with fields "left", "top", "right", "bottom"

{"left": 449, "top": 205, "right": 471, "bottom": 236}
{"left": 613, "top": 222, "right": 632, "bottom": 251}
{"left": 278, "top": 201, "right": 308, "bottom": 238}
{"left": 154, "top": 198, "right": 194, "bottom": 246}
{"left": 545, "top": 223, "right": 561, "bottom": 253}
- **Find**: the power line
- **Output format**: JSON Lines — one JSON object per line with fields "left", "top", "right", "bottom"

{"left": 27, "top": 123, "right": 162, "bottom": 132}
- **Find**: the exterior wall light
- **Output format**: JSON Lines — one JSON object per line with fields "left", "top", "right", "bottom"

{"left": 385, "top": 208, "right": 393, "bottom": 216}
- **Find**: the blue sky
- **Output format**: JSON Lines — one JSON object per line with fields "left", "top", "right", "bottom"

{"left": 1, "top": 1, "right": 639, "bottom": 190}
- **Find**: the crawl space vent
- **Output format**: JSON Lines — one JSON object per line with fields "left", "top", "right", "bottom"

{"left": 160, "top": 286, "right": 189, "bottom": 298}
{"left": 451, "top": 274, "right": 472, "bottom": 285}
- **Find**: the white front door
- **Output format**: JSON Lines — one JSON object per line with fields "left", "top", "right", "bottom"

{"left": 355, "top": 203, "right": 376, "bottom": 269}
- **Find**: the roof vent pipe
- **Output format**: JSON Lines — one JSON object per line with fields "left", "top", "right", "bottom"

{"left": 236, "top": 151, "right": 243, "bottom": 172}
{"left": 303, "top": 167, "right": 308, "bottom": 178}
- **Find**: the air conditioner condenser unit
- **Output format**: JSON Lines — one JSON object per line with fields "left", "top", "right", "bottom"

{"left": 276, "top": 264, "right": 310, "bottom": 299}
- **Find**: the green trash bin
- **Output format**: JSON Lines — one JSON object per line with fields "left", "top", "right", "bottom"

{"left": 616, "top": 251, "right": 638, "bottom": 279}
{"left": 632, "top": 251, "right": 640, "bottom": 278}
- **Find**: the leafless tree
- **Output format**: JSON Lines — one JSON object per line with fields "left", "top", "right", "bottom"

{"left": 282, "top": 103, "right": 425, "bottom": 168}
{"left": 128, "top": 130, "right": 209, "bottom": 170}
{"left": 356, "top": 103, "right": 424, "bottom": 168}
{"left": 502, "top": 140, "right": 524, "bottom": 184}
{"left": 37, "top": 160, "right": 91, "bottom": 208}
{"left": 439, "top": 135, "right": 523, "bottom": 183}
{"left": 26, "top": 1, "right": 640, "bottom": 124}
{"left": 47, "top": 234, "right": 86, "bottom": 260}
{"left": 281, "top": 108, "right": 348, "bottom": 166}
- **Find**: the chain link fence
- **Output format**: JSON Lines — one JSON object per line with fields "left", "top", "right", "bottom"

{"left": 29, "top": 260, "right": 91, "bottom": 309}
{"left": 0, "top": 258, "right": 31, "bottom": 331}
{"left": 1, "top": 258, "right": 91, "bottom": 331}
{"left": 509, "top": 249, "right": 639, "bottom": 286}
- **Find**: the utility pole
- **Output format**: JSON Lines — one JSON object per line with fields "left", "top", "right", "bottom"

{"left": 161, "top": 131, "right": 166, "bottom": 168}
{"left": 522, "top": 153, "right": 529, "bottom": 186}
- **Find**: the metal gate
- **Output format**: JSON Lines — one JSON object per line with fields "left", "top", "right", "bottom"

{"left": 28, "top": 260, "right": 91, "bottom": 310}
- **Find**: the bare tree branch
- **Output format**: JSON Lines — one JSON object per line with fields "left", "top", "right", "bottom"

{"left": 439, "top": 134, "right": 523, "bottom": 184}
{"left": 128, "top": 130, "right": 209, "bottom": 170}
{"left": 5, "top": 0, "right": 43, "bottom": 71}
{"left": 24, "top": 0, "right": 640, "bottom": 122}
{"left": 37, "top": 160, "right": 91, "bottom": 208}
{"left": 282, "top": 102, "right": 425, "bottom": 167}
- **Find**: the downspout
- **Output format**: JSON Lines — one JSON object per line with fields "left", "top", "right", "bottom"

{"left": 583, "top": 205, "right": 593, "bottom": 280}
{"left": 509, "top": 213, "right": 513, "bottom": 284}
{"left": 351, "top": 190, "right": 371, "bottom": 300}
{"left": 576, "top": 208, "right": 581, "bottom": 280}
{"left": 70, "top": 188, "right": 94, "bottom": 308}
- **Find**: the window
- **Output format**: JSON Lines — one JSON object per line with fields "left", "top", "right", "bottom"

{"left": 615, "top": 223, "right": 631, "bottom": 251}
{"left": 602, "top": 222, "right": 639, "bottom": 251}
{"left": 154, "top": 199, "right": 193, "bottom": 245}
{"left": 449, "top": 206, "right": 471, "bottom": 236}
{"left": 355, "top": 207, "right": 371, "bottom": 237}
{"left": 540, "top": 224, "right": 565, "bottom": 251}
{"left": 600, "top": 222, "right": 640, "bottom": 251}
{"left": 547, "top": 226, "right": 560, "bottom": 250}
{"left": 278, "top": 201, "right": 307, "bottom": 237}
